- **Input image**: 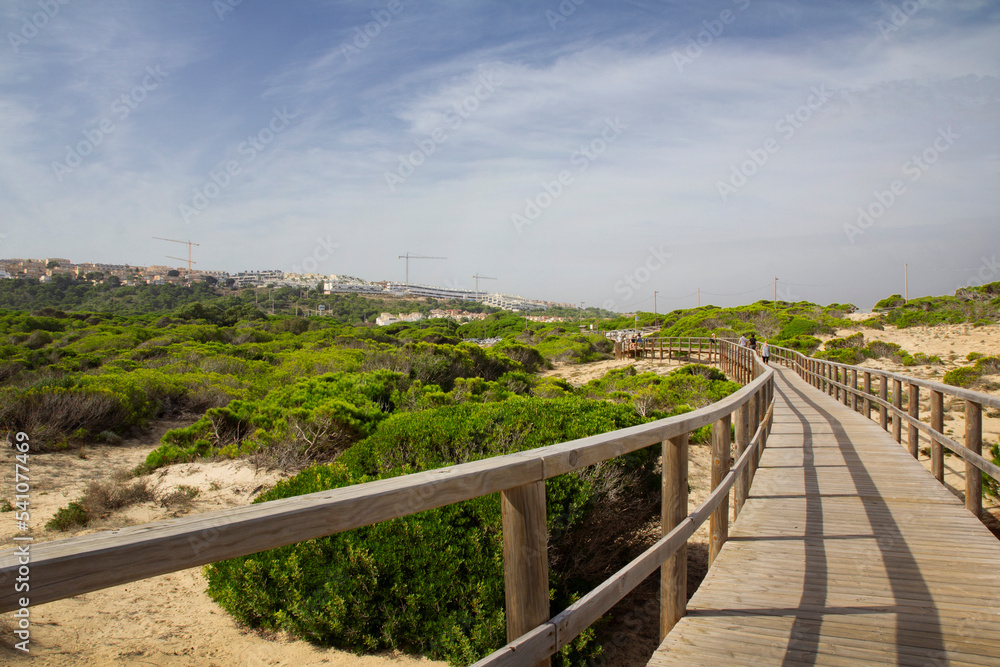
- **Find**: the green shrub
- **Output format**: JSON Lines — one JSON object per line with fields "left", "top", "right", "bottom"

{"left": 816, "top": 348, "right": 863, "bottom": 365}
{"left": 967, "top": 352, "right": 984, "bottom": 362}
{"left": 777, "top": 317, "right": 818, "bottom": 340}
{"left": 943, "top": 366, "right": 979, "bottom": 388}
{"left": 46, "top": 502, "right": 89, "bottom": 531}
{"left": 205, "top": 397, "right": 659, "bottom": 665}
{"left": 984, "top": 443, "right": 1000, "bottom": 498}
{"left": 824, "top": 333, "right": 864, "bottom": 350}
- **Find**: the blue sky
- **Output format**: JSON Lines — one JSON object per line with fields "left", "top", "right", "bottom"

{"left": 2, "top": 0, "right": 998, "bottom": 311}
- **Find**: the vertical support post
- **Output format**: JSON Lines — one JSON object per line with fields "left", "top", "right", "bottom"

{"left": 864, "top": 372, "right": 872, "bottom": 420}
{"left": 668, "top": 338, "right": 672, "bottom": 361}
{"left": 842, "top": 368, "right": 849, "bottom": 406}
{"left": 659, "top": 337, "right": 663, "bottom": 361}
{"left": 965, "top": 400, "right": 982, "bottom": 517}
{"left": 879, "top": 375, "right": 888, "bottom": 431}
{"left": 892, "top": 379, "right": 902, "bottom": 443}
{"left": 750, "top": 390, "right": 761, "bottom": 482}
{"left": 660, "top": 433, "right": 688, "bottom": 639}
{"left": 709, "top": 415, "right": 731, "bottom": 566}
{"left": 501, "top": 481, "right": 550, "bottom": 665}
{"left": 734, "top": 402, "right": 750, "bottom": 519}
{"left": 907, "top": 383, "right": 920, "bottom": 458}
{"left": 930, "top": 390, "right": 944, "bottom": 483}
{"left": 851, "top": 369, "right": 858, "bottom": 411}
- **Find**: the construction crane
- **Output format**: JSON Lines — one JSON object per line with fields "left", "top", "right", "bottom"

{"left": 153, "top": 237, "right": 200, "bottom": 273}
{"left": 471, "top": 273, "right": 496, "bottom": 298}
{"left": 398, "top": 253, "right": 445, "bottom": 286}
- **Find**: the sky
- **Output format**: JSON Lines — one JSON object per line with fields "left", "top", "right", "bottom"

{"left": 2, "top": 0, "right": 999, "bottom": 312}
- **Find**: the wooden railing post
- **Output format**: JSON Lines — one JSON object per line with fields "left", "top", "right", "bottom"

{"left": 750, "top": 390, "right": 761, "bottom": 481}
{"left": 734, "top": 402, "right": 750, "bottom": 519}
{"left": 851, "top": 369, "right": 858, "bottom": 411}
{"left": 864, "top": 371, "right": 872, "bottom": 420}
{"left": 660, "top": 433, "right": 688, "bottom": 639}
{"left": 965, "top": 400, "right": 983, "bottom": 518}
{"left": 930, "top": 390, "right": 944, "bottom": 482}
{"left": 879, "top": 375, "right": 889, "bottom": 431}
{"left": 501, "top": 481, "right": 550, "bottom": 667}
{"left": 907, "top": 383, "right": 920, "bottom": 458}
{"left": 709, "top": 415, "right": 731, "bottom": 566}
{"left": 892, "top": 379, "right": 903, "bottom": 443}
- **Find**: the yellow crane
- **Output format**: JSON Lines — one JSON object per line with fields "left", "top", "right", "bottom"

{"left": 153, "top": 237, "right": 200, "bottom": 273}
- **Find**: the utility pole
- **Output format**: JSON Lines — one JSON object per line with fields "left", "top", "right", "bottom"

{"left": 904, "top": 263, "right": 908, "bottom": 302}
{"left": 398, "top": 253, "right": 446, "bottom": 286}
{"left": 697, "top": 287, "right": 701, "bottom": 307}
{"left": 654, "top": 290, "right": 658, "bottom": 316}
{"left": 774, "top": 276, "right": 778, "bottom": 310}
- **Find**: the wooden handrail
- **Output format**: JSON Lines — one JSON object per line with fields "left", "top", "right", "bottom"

{"left": 472, "top": 394, "right": 775, "bottom": 666}
{"left": 0, "top": 336, "right": 772, "bottom": 662}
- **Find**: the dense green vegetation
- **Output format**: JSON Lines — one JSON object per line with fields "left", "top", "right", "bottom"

{"left": 206, "top": 398, "right": 662, "bottom": 665}
{"left": 6, "top": 278, "right": 1000, "bottom": 664}
{"left": 813, "top": 332, "right": 939, "bottom": 366}
{"left": 873, "top": 282, "right": 1000, "bottom": 328}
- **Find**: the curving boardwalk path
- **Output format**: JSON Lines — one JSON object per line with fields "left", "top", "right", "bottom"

{"left": 650, "top": 365, "right": 1000, "bottom": 666}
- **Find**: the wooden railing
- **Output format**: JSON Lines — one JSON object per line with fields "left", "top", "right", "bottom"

{"left": 612, "top": 335, "right": 727, "bottom": 365}
{"left": 0, "top": 339, "right": 772, "bottom": 667}
{"left": 768, "top": 344, "right": 1000, "bottom": 518}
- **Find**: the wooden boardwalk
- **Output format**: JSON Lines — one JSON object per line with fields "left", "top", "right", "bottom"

{"left": 650, "top": 365, "right": 1000, "bottom": 667}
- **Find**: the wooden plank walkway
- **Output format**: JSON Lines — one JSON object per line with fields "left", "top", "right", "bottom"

{"left": 650, "top": 365, "right": 1000, "bottom": 667}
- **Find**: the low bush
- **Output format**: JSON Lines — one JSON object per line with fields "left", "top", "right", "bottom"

{"left": 943, "top": 366, "right": 980, "bottom": 388}
{"left": 205, "top": 397, "right": 660, "bottom": 665}
{"left": 46, "top": 501, "right": 89, "bottom": 531}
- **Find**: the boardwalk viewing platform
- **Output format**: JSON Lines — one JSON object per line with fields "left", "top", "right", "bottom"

{"left": 2, "top": 338, "right": 998, "bottom": 666}
{"left": 650, "top": 364, "right": 1000, "bottom": 666}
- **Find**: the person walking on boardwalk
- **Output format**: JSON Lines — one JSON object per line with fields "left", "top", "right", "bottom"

{"left": 761, "top": 340, "right": 770, "bottom": 365}
{"left": 748, "top": 334, "right": 757, "bottom": 351}
{"left": 738, "top": 334, "right": 747, "bottom": 347}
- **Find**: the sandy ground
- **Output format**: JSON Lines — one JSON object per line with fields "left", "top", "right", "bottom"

{"left": 1, "top": 324, "right": 997, "bottom": 666}
{"left": 0, "top": 420, "right": 443, "bottom": 667}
